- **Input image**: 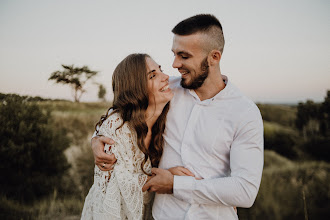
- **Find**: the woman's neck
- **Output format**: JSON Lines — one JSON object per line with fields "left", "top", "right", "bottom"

{"left": 145, "top": 103, "right": 165, "bottom": 130}
{"left": 143, "top": 103, "right": 165, "bottom": 148}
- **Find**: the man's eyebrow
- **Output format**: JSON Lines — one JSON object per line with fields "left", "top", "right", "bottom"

{"left": 172, "top": 51, "right": 191, "bottom": 56}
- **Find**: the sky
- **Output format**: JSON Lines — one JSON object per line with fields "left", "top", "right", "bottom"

{"left": 0, "top": 0, "right": 329, "bottom": 104}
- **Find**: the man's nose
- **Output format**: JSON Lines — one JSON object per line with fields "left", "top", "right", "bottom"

{"left": 172, "top": 57, "right": 182, "bottom": 69}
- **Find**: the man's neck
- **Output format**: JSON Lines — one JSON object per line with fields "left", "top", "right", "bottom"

{"left": 194, "top": 73, "right": 226, "bottom": 101}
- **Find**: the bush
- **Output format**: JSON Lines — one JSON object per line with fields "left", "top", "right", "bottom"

{"left": 0, "top": 95, "right": 71, "bottom": 202}
{"left": 300, "top": 137, "right": 330, "bottom": 162}
{"left": 258, "top": 104, "right": 297, "bottom": 127}
{"left": 263, "top": 150, "right": 294, "bottom": 169}
{"left": 264, "top": 122, "right": 299, "bottom": 159}
{"left": 0, "top": 196, "right": 34, "bottom": 220}
{"left": 239, "top": 151, "right": 330, "bottom": 220}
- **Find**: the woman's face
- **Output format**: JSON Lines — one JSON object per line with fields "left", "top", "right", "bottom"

{"left": 146, "top": 57, "right": 174, "bottom": 106}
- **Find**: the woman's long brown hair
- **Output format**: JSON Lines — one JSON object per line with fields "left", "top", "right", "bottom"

{"left": 95, "top": 53, "right": 170, "bottom": 173}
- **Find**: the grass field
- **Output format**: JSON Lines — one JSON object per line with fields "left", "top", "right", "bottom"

{"left": 1, "top": 100, "right": 329, "bottom": 219}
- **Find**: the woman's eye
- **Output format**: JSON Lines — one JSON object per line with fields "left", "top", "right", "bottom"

{"left": 149, "top": 74, "right": 156, "bottom": 79}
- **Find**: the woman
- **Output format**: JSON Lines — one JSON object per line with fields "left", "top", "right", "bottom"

{"left": 81, "top": 53, "right": 174, "bottom": 220}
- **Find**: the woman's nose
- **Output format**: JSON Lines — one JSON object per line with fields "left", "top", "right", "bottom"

{"left": 161, "top": 72, "right": 169, "bottom": 81}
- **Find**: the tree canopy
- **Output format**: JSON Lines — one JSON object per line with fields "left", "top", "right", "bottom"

{"left": 49, "top": 65, "right": 98, "bottom": 102}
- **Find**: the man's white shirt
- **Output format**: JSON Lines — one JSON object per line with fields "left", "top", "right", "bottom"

{"left": 152, "top": 76, "right": 264, "bottom": 220}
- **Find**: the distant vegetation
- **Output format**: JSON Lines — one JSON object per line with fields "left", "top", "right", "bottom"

{"left": 0, "top": 93, "right": 69, "bottom": 102}
{"left": 48, "top": 64, "right": 101, "bottom": 102}
{"left": 0, "top": 91, "right": 329, "bottom": 219}
{"left": 97, "top": 83, "right": 107, "bottom": 102}
{"left": 238, "top": 91, "right": 330, "bottom": 219}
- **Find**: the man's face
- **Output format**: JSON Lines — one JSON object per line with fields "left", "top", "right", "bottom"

{"left": 171, "top": 33, "right": 209, "bottom": 89}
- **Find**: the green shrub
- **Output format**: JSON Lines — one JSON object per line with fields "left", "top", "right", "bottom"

{"left": 264, "top": 122, "right": 299, "bottom": 159}
{"left": 239, "top": 151, "right": 330, "bottom": 220}
{"left": 0, "top": 95, "right": 71, "bottom": 202}
{"left": 300, "top": 137, "right": 330, "bottom": 162}
{"left": 0, "top": 196, "right": 34, "bottom": 220}
{"left": 263, "top": 150, "right": 294, "bottom": 169}
{"left": 258, "top": 104, "right": 297, "bottom": 127}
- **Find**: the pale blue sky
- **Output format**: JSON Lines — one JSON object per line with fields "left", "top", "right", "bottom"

{"left": 0, "top": 0, "right": 329, "bottom": 103}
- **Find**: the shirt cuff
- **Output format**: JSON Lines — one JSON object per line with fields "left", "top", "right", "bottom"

{"left": 173, "top": 175, "right": 195, "bottom": 203}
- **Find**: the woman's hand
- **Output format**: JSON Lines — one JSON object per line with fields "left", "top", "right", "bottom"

{"left": 168, "top": 166, "right": 203, "bottom": 180}
{"left": 168, "top": 166, "right": 195, "bottom": 177}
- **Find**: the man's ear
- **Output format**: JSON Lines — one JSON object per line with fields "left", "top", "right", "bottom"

{"left": 209, "top": 50, "right": 221, "bottom": 66}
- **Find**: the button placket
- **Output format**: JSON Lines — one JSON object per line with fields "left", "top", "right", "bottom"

{"left": 181, "top": 103, "right": 201, "bottom": 166}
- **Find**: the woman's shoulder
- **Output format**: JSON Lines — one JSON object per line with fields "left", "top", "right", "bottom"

{"left": 99, "top": 111, "right": 133, "bottom": 136}
{"left": 105, "top": 111, "right": 123, "bottom": 126}
{"left": 99, "top": 112, "right": 123, "bottom": 133}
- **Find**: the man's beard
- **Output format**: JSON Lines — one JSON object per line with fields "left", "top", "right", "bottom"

{"left": 181, "top": 57, "right": 209, "bottom": 90}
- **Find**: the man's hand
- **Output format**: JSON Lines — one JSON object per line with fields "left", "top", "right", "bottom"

{"left": 142, "top": 168, "right": 174, "bottom": 194}
{"left": 91, "top": 136, "right": 117, "bottom": 171}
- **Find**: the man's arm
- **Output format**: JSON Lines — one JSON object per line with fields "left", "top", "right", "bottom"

{"left": 91, "top": 135, "right": 117, "bottom": 171}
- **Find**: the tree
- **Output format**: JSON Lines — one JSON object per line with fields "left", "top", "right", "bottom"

{"left": 295, "top": 100, "right": 320, "bottom": 138}
{"left": 98, "top": 84, "right": 106, "bottom": 101}
{"left": 295, "top": 90, "right": 330, "bottom": 138}
{"left": 295, "top": 90, "right": 330, "bottom": 162}
{"left": 320, "top": 90, "right": 330, "bottom": 136}
{"left": 49, "top": 65, "right": 98, "bottom": 102}
{"left": 0, "top": 95, "right": 70, "bottom": 202}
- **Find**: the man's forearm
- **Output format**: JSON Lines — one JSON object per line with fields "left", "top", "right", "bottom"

{"left": 173, "top": 174, "right": 260, "bottom": 208}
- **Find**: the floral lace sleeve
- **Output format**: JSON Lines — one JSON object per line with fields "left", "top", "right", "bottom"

{"left": 81, "top": 113, "right": 152, "bottom": 220}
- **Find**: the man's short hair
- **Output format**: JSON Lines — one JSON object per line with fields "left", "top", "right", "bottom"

{"left": 172, "top": 14, "right": 225, "bottom": 54}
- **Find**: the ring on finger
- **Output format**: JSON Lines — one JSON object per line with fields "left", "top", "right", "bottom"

{"left": 102, "top": 162, "right": 106, "bottom": 168}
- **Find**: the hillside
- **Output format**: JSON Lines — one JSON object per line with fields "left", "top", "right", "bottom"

{"left": 0, "top": 96, "right": 329, "bottom": 219}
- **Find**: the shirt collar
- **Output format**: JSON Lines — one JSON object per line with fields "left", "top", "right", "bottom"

{"left": 188, "top": 75, "right": 231, "bottom": 105}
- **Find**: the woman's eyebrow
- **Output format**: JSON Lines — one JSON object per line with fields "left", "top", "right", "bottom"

{"left": 147, "top": 69, "right": 156, "bottom": 74}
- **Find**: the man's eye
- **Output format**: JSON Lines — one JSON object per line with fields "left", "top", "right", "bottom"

{"left": 181, "top": 56, "right": 188, "bottom": 59}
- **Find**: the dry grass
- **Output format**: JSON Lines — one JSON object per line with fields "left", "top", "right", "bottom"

{"left": 34, "top": 101, "right": 110, "bottom": 219}
{"left": 2, "top": 101, "right": 329, "bottom": 219}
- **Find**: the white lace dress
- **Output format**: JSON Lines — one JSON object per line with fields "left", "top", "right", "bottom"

{"left": 81, "top": 113, "right": 153, "bottom": 220}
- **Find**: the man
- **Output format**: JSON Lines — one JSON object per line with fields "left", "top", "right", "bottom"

{"left": 92, "top": 14, "right": 263, "bottom": 219}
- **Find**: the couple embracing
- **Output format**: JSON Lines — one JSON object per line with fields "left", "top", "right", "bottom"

{"left": 81, "top": 14, "right": 263, "bottom": 220}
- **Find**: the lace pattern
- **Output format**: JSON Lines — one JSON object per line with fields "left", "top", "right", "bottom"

{"left": 81, "top": 113, "right": 153, "bottom": 220}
